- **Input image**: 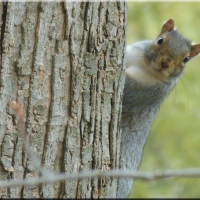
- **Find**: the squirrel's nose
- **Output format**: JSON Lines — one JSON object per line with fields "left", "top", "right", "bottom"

{"left": 161, "top": 61, "right": 169, "bottom": 69}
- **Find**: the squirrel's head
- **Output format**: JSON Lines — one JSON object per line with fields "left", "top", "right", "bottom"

{"left": 145, "top": 18, "right": 200, "bottom": 82}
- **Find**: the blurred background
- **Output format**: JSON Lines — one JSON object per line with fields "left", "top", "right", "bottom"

{"left": 127, "top": 2, "right": 200, "bottom": 198}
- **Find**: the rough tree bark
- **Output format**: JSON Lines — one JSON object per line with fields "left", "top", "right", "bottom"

{"left": 0, "top": 2, "right": 127, "bottom": 198}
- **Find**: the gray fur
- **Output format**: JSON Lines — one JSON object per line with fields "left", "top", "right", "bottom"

{"left": 117, "top": 75, "right": 177, "bottom": 198}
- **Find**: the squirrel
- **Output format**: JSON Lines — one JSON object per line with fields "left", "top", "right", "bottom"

{"left": 117, "top": 19, "right": 200, "bottom": 198}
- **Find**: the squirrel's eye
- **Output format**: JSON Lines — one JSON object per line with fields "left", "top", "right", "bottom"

{"left": 183, "top": 56, "right": 190, "bottom": 64}
{"left": 157, "top": 37, "right": 164, "bottom": 45}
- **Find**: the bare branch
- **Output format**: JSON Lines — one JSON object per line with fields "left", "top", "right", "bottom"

{"left": 1, "top": 168, "right": 200, "bottom": 188}
{"left": 11, "top": 101, "right": 54, "bottom": 177}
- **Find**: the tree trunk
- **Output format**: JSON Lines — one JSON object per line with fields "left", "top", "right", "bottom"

{"left": 0, "top": 2, "right": 127, "bottom": 198}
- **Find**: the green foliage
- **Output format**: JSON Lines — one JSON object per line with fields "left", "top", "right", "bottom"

{"left": 127, "top": 2, "right": 200, "bottom": 198}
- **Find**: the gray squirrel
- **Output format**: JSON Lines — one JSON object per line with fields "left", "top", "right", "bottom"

{"left": 117, "top": 19, "right": 200, "bottom": 198}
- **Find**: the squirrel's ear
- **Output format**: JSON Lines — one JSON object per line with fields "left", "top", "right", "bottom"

{"left": 158, "top": 19, "right": 174, "bottom": 36}
{"left": 190, "top": 44, "right": 200, "bottom": 58}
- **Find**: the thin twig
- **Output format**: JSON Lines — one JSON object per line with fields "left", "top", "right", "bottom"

{"left": 11, "top": 101, "right": 54, "bottom": 177}
{"left": 1, "top": 168, "right": 200, "bottom": 188}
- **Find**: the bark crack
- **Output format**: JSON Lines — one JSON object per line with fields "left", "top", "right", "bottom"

{"left": 61, "top": 2, "right": 67, "bottom": 40}
{"left": 0, "top": 2, "right": 7, "bottom": 61}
